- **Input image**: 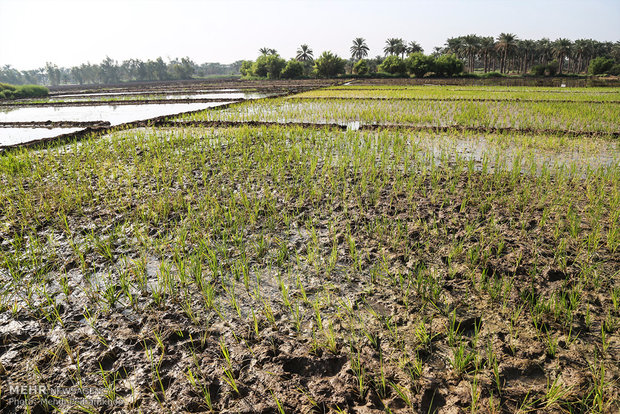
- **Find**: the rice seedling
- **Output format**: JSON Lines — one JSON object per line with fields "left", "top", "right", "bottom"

{"left": 1, "top": 82, "right": 618, "bottom": 413}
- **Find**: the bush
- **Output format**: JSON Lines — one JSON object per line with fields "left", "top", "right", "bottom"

{"left": 240, "top": 61, "right": 253, "bottom": 77}
{"left": 482, "top": 71, "right": 504, "bottom": 78}
{"left": 531, "top": 64, "right": 546, "bottom": 76}
{"left": 589, "top": 56, "right": 614, "bottom": 75}
{"left": 378, "top": 55, "right": 407, "bottom": 75}
{"left": 434, "top": 54, "right": 464, "bottom": 77}
{"left": 252, "top": 54, "right": 286, "bottom": 79}
{"left": 373, "top": 72, "right": 402, "bottom": 79}
{"left": 313, "top": 51, "right": 346, "bottom": 78}
{"left": 406, "top": 53, "right": 435, "bottom": 78}
{"left": 16, "top": 85, "right": 48, "bottom": 98}
{"left": 609, "top": 64, "right": 620, "bottom": 76}
{"left": 281, "top": 60, "right": 304, "bottom": 79}
{"left": 0, "top": 82, "right": 48, "bottom": 100}
{"left": 353, "top": 59, "right": 369, "bottom": 75}
{"left": 546, "top": 60, "right": 559, "bottom": 76}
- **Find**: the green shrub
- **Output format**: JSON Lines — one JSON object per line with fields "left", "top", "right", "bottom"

{"left": 588, "top": 56, "right": 614, "bottom": 75}
{"left": 434, "top": 54, "right": 464, "bottom": 77}
{"left": 313, "top": 51, "right": 346, "bottom": 78}
{"left": 378, "top": 55, "right": 407, "bottom": 75}
{"left": 609, "top": 64, "right": 620, "bottom": 76}
{"left": 373, "top": 72, "right": 402, "bottom": 78}
{"left": 16, "top": 85, "right": 48, "bottom": 98}
{"left": 353, "top": 59, "right": 369, "bottom": 75}
{"left": 0, "top": 83, "right": 17, "bottom": 92}
{"left": 281, "top": 60, "right": 304, "bottom": 79}
{"left": 0, "top": 83, "right": 48, "bottom": 100}
{"left": 531, "top": 64, "right": 546, "bottom": 76}
{"left": 546, "top": 60, "right": 559, "bottom": 76}
{"left": 252, "top": 54, "right": 286, "bottom": 79}
{"left": 482, "top": 71, "right": 504, "bottom": 78}
{"left": 406, "top": 53, "right": 435, "bottom": 78}
{"left": 240, "top": 61, "right": 253, "bottom": 77}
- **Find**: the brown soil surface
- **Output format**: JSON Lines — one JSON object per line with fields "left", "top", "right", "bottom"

{"left": 0, "top": 124, "right": 618, "bottom": 413}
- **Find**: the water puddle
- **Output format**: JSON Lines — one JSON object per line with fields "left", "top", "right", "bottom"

{"left": 0, "top": 102, "right": 231, "bottom": 126}
{"left": 0, "top": 102, "right": 234, "bottom": 146}
{"left": 46, "top": 92, "right": 273, "bottom": 102}
{"left": 0, "top": 128, "right": 83, "bottom": 146}
{"left": 52, "top": 88, "right": 245, "bottom": 98}
{"left": 414, "top": 134, "right": 619, "bottom": 174}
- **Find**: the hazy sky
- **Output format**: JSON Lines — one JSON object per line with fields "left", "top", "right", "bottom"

{"left": 1, "top": 0, "right": 619, "bottom": 70}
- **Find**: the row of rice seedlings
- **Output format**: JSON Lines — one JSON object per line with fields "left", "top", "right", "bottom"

{"left": 297, "top": 85, "right": 620, "bottom": 102}
{"left": 179, "top": 97, "right": 620, "bottom": 133}
{"left": 0, "top": 123, "right": 617, "bottom": 412}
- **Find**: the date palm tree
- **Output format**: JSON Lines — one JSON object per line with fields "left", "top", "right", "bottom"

{"left": 496, "top": 33, "right": 518, "bottom": 73}
{"left": 479, "top": 36, "right": 495, "bottom": 72}
{"left": 445, "top": 37, "right": 464, "bottom": 58}
{"left": 553, "top": 38, "right": 572, "bottom": 74}
{"left": 572, "top": 39, "right": 590, "bottom": 73}
{"left": 296, "top": 44, "right": 314, "bottom": 62}
{"left": 384, "top": 38, "right": 405, "bottom": 57}
{"left": 350, "top": 38, "right": 370, "bottom": 60}
{"left": 518, "top": 39, "right": 536, "bottom": 73}
{"left": 406, "top": 41, "right": 423, "bottom": 55}
{"left": 462, "top": 34, "right": 481, "bottom": 72}
{"left": 536, "top": 38, "right": 552, "bottom": 67}
{"left": 259, "top": 47, "right": 277, "bottom": 56}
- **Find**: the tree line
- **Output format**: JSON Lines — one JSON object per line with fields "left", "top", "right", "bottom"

{"left": 233, "top": 34, "right": 620, "bottom": 80}
{"left": 0, "top": 57, "right": 244, "bottom": 86}
{"left": 2, "top": 34, "right": 618, "bottom": 85}
{"left": 441, "top": 34, "right": 620, "bottom": 75}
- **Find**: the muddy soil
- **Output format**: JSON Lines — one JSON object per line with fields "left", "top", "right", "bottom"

{"left": 0, "top": 125, "right": 618, "bottom": 413}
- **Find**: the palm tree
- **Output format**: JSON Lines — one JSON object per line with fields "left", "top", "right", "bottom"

{"left": 406, "top": 41, "right": 423, "bottom": 55}
{"left": 496, "top": 33, "right": 518, "bottom": 73}
{"left": 462, "top": 34, "right": 481, "bottom": 72}
{"left": 573, "top": 39, "right": 590, "bottom": 73}
{"left": 552, "top": 38, "right": 572, "bottom": 74}
{"left": 295, "top": 44, "right": 314, "bottom": 62}
{"left": 259, "top": 47, "right": 277, "bottom": 56}
{"left": 384, "top": 38, "right": 405, "bottom": 57}
{"left": 445, "top": 37, "right": 465, "bottom": 58}
{"left": 518, "top": 39, "right": 536, "bottom": 73}
{"left": 350, "top": 38, "right": 370, "bottom": 60}
{"left": 479, "top": 36, "right": 495, "bottom": 72}
{"left": 536, "top": 38, "right": 552, "bottom": 67}
{"left": 611, "top": 41, "right": 620, "bottom": 62}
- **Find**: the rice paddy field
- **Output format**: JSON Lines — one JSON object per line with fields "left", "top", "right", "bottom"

{"left": 0, "top": 81, "right": 619, "bottom": 413}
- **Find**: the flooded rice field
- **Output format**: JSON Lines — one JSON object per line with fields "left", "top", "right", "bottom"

{"left": 0, "top": 102, "right": 233, "bottom": 126}
{"left": 0, "top": 79, "right": 619, "bottom": 413}
{"left": 0, "top": 127, "right": 84, "bottom": 147}
{"left": 0, "top": 79, "right": 329, "bottom": 147}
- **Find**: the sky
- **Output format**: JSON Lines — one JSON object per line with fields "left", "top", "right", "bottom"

{"left": 1, "top": 0, "right": 619, "bottom": 70}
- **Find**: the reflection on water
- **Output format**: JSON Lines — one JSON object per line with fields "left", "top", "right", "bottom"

{"left": 0, "top": 128, "right": 83, "bottom": 146}
{"left": 52, "top": 89, "right": 244, "bottom": 98}
{"left": 415, "top": 134, "right": 619, "bottom": 175}
{"left": 0, "top": 102, "right": 232, "bottom": 126}
{"left": 0, "top": 101, "right": 233, "bottom": 146}
{"left": 46, "top": 92, "right": 272, "bottom": 102}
